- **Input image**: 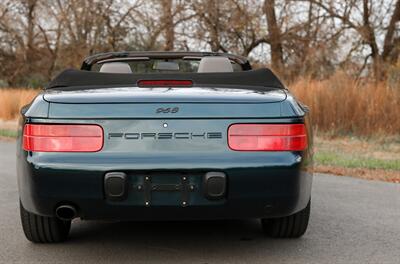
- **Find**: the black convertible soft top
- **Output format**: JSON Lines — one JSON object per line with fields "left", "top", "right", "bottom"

{"left": 46, "top": 68, "right": 284, "bottom": 91}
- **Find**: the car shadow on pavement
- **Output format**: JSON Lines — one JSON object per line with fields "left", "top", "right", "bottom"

{"left": 70, "top": 219, "right": 263, "bottom": 244}
{"left": 59, "top": 219, "right": 307, "bottom": 261}
{"left": 21, "top": 219, "right": 310, "bottom": 263}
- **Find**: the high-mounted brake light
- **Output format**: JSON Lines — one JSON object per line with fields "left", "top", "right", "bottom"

{"left": 228, "top": 124, "right": 307, "bottom": 151}
{"left": 137, "top": 80, "right": 193, "bottom": 87}
{"left": 23, "top": 124, "right": 103, "bottom": 152}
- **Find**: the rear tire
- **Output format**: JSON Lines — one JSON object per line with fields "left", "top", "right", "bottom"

{"left": 262, "top": 200, "right": 310, "bottom": 238}
{"left": 19, "top": 201, "right": 71, "bottom": 243}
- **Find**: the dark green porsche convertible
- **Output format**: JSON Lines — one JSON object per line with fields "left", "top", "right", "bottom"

{"left": 17, "top": 52, "right": 313, "bottom": 243}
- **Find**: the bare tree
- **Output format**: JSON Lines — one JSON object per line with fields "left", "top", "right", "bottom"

{"left": 0, "top": 0, "right": 40, "bottom": 85}
{"left": 25, "top": 0, "right": 39, "bottom": 74}
{"left": 191, "top": 0, "right": 269, "bottom": 55}
{"left": 162, "top": 0, "right": 175, "bottom": 50}
{"left": 309, "top": 0, "right": 400, "bottom": 78}
{"left": 1, "top": 0, "right": 399, "bottom": 86}
{"left": 264, "top": 0, "right": 284, "bottom": 74}
{"left": 382, "top": 0, "right": 400, "bottom": 63}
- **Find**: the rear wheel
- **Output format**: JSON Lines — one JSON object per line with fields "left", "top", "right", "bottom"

{"left": 262, "top": 200, "right": 310, "bottom": 238}
{"left": 19, "top": 201, "right": 71, "bottom": 243}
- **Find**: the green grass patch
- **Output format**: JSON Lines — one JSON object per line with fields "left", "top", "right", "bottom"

{"left": 315, "top": 151, "right": 400, "bottom": 171}
{"left": 0, "top": 129, "right": 18, "bottom": 138}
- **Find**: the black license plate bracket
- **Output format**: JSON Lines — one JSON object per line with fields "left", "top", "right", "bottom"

{"left": 133, "top": 175, "right": 196, "bottom": 207}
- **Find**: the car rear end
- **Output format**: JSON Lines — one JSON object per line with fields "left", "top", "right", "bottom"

{"left": 17, "top": 72, "right": 313, "bottom": 243}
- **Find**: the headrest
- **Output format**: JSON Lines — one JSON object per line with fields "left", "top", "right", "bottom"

{"left": 99, "top": 62, "right": 132, "bottom": 74}
{"left": 197, "top": 56, "right": 233, "bottom": 73}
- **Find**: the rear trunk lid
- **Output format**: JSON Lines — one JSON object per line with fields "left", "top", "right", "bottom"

{"left": 44, "top": 86, "right": 289, "bottom": 119}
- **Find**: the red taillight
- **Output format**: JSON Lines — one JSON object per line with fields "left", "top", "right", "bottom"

{"left": 137, "top": 80, "right": 193, "bottom": 87}
{"left": 228, "top": 124, "right": 307, "bottom": 151}
{"left": 23, "top": 124, "right": 103, "bottom": 152}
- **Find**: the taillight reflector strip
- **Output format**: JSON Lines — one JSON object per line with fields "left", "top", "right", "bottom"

{"left": 137, "top": 80, "right": 193, "bottom": 87}
{"left": 23, "top": 124, "right": 103, "bottom": 152}
{"left": 228, "top": 124, "right": 307, "bottom": 151}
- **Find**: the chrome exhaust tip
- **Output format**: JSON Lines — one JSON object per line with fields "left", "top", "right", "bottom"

{"left": 55, "top": 205, "right": 77, "bottom": 221}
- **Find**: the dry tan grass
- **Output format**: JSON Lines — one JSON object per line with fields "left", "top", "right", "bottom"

{"left": 289, "top": 72, "right": 400, "bottom": 136}
{"left": 0, "top": 88, "right": 39, "bottom": 120}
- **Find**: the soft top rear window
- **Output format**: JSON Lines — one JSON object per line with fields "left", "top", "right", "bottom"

{"left": 46, "top": 68, "right": 284, "bottom": 91}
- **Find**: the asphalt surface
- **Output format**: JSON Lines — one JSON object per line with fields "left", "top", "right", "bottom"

{"left": 0, "top": 140, "right": 399, "bottom": 264}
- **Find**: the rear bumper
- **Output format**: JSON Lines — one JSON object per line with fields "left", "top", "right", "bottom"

{"left": 17, "top": 151, "right": 313, "bottom": 220}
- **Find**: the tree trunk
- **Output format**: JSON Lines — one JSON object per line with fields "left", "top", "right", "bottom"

{"left": 382, "top": 0, "right": 400, "bottom": 63}
{"left": 162, "top": 0, "right": 174, "bottom": 51}
{"left": 26, "top": 0, "right": 38, "bottom": 74}
{"left": 205, "top": 0, "right": 220, "bottom": 52}
{"left": 362, "top": 0, "right": 382, "bottom": 79}
{"left": 264, "top": 0, "right": 284, "bottom": 75}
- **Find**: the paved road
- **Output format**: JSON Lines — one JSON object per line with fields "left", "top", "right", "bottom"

{"left": 0, "top": 140, "right": 399, "bottom": 264}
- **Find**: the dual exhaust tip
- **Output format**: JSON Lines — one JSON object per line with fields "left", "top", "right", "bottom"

{"left": 55, "top": 205, "right": 77, "bottom": 221}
